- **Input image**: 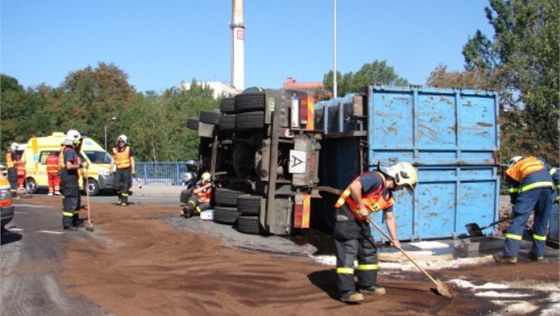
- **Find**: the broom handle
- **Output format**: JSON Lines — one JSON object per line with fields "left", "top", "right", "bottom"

{"left": 84, "top": 168, "right": 91, "bottom": 224}
{"left": 369, "top": 220, "right": 439, "bottom": 285}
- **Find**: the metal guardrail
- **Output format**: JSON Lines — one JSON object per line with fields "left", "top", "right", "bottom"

{"left": 136, "top": 162, "right": 195, "bottom": 186}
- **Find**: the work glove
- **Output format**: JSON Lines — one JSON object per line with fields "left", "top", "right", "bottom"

{"left": 131, "top": 170, "right": 136, "bottom": 176}
{"left": 555, "top": 195, "right": 560, "bottom": 204}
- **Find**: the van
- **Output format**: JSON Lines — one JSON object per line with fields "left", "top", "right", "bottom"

{"left": 23, "top": 132, "right": 114, "bottom": 196}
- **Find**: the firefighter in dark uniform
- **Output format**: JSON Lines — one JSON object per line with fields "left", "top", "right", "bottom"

{"left": 495, "top": 156, "right": 557, "bottom": 263}
{"left": 111, "top": 134, "right": 135, "bottom": 206}
{"left": 60, "top": 130, "right": 86, "bottom": 231}
{"left": 5, "top": 142, "right": 19, "bottom": 197}
{"left": 333, "top": 162, "right": 418, "bottom": 304}
{"left": 181, "top": 172, "right": 212, "bottom": 218}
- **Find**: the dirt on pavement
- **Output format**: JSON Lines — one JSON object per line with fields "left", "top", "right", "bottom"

{"left": 29, "top": 196, "right": 559, "bottom": 316}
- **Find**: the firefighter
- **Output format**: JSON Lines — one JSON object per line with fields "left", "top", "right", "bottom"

{"left": 494, "top": 156, "right": 555, "bottom": 263}
{"left": 333, "top": 162, "right": 418, "bottom": 304}
{"left": 60, "top": 129, "right": 86, "bottom": 231}
{"left": 46, "top": 151, "right": 61, "bottom": 196}
{"left": 15, "top": 154, "right": 26, "bottom": 197}
{"left": 111, "top": 135, "right": 135, "bottom": 206}
{"left": 5, "top": 143, "right": 19, "bottom": 197}
{"left": 181, "top": 172, "right": 212, "bottom": 218}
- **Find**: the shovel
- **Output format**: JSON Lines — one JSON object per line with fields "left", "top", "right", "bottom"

{"left": 465, "top": 217, "right": 511, "bottom": 237}
{"left": 84, "top": 169, "right": 94, "bottom": 232}
{"left": 369, "top": 220, "right": 453, "bottom": 298}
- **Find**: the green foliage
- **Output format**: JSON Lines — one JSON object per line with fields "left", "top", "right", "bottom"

{"left": 462, "top": 0, "right": 559, "bottom": 165}
{"left": 323, "top": 60, "right": 408, "bottom": 96}
{"left": 1, "top": 66, "right": 218, "bottom": 162}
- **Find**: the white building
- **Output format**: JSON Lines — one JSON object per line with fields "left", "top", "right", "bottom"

{"left": 180, "top": 81, "right": 240, "bottom": 99}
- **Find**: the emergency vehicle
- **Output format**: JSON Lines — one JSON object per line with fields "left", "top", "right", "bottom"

{"left": 23, "top": 132, "right": 114, "bottom": 196}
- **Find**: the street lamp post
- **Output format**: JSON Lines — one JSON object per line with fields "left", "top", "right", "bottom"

{"left": 104, "top": 117, "right": 117, "bottom": 151}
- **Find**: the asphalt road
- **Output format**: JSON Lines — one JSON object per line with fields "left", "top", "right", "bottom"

{"left": 0, "top": 199, "right": 112, "bottom": 315}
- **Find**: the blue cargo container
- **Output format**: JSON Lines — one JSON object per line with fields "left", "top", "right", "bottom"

{"left": 314, "top": 85, "right": 500, "bottom": 240}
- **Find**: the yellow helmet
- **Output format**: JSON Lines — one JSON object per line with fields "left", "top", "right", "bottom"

{"left": 201, "top": 172, "right": 211, "bottom": 183}
{"left": 380, "top": 162, "right": 418, "bottom": 192}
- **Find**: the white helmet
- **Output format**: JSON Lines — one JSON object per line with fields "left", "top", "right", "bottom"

{"left": 117, "top": 135, "right": 128, "bottom": 144}
{"left": 379, "top": 162, "right": 418, "bottom": 192}
{"left": 509, "top": 156, "right": 524, "bottom": 166}
{"left": 201, "top": 172, "right": 211, "bottom": 183}
{"left": 10, "top": 142, "right": 18, "bottom": 151}
{"left": 66, "top": 129, "right": 82, "bottom": 145}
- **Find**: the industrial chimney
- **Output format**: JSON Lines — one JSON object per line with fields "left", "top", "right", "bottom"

{"left": 231, "top": 0, "right": 245, "bottom": 90}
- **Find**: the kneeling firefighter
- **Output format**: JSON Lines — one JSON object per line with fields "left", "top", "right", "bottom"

{"left": 333, "top": 162, "right": 418, "bottom": 304}
{"left": 181, "top": 172, "right": 212, "bottom": 218}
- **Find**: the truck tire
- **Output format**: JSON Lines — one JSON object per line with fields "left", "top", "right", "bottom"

{"left": 234, "top": 215, "right": 266, "bottom": 235}
{"left": 234, "top": 92, "right": 266, "bottom": 113}
{"left": 214, "top": 188, "right": 245, "bottom": 206}
{"left": 219, "top": 114, "right": 236, "bottom": 131}
{"left": 220, "top": 98, "right": 236, "bottom": 114}
{"left": 186, "top": 117, "right": 199, "bottom": 130}
{"left": 237, "top": 194, "right": 263, "bottom": 215}
{"left": 199, "top": 110, "right": 221, "bottom": 125}
{"left": 213, "top": 206, "right": 240, "bottom": 225}
{"left": 235, "top": 111, "right": 265, "bottom": 130}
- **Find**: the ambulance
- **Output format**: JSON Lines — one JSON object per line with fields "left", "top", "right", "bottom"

{"left": 23, "top": 132, "right": 114, "bottom": 196}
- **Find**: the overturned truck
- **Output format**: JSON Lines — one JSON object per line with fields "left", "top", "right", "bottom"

{"left": 187, "top": 85, "right": 500, "bottom": 240}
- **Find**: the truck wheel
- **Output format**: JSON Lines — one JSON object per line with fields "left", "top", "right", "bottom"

{"left": 234, "top": 215, "right": 266, "bottom": 235}
{"left": 220, "top": 97, "right": 236, "bottom": 114}
{"left": 214, "top": 188, "right": 245, "bottom": 206}
{"left": 234, "top": 92, "right": 266, "bottom": 113}
{"left": 237, "top": 194, "right": 263, "bottom": 215}
{"left": 186, "top": 117, "right": 199, "bottom": 130}
{"left": 219, "top": 114, "right": 236, "bottom": 131}
{"left": 26, "top": 177, "right": 38, "bottom": 194}
{"left": 85, "top": 178, "right": 100, "bottom": 196}
{"left": 199, "top": 110, "right": 221, "bottom": 125}
{"left": 213, "top": 206, "right": 240, "bottom": 225}
{"left": 235, "top": 111, "right": 265, "bottom": 130}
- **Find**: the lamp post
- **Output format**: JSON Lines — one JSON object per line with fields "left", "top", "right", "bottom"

{"left": 104, "top": 116, "right": 117, "bottom": 151}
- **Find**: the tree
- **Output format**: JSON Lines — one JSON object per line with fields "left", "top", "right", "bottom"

{"left": 60, "top": 62, "right": 136, "bottom": 142}
{"left": 426, "top": 64, "right": 500, "bottom": 90}
{"left": 0, "top": 74, "right": 27, "bottom": 148}
{"left": 462, "top": 0, "right": 559, "bottom": 165}
{"left": 323, "top": 60, "right": 408, "bottom": 97}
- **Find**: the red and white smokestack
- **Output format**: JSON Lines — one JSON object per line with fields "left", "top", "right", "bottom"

{"left": 231, "top": 0, "right": 245, "bottom": 90}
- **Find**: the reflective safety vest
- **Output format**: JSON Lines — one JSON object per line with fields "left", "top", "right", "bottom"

{"left": 334, "top": 171, "right": 394, "bottom": 222}
{"left": 46, "top": 154, "right": 59, "bottom": 174}
{"left": 194, "top": 185, "right": 212, "bottom": 203}
{"left": 113, "top": 146, "right": 131, "bottom": 169}
{"left": 506, "top": 156, "right": 545, "bottom": 182}
{"left": 5, "top": 152, "right": 15, "bottom": 168}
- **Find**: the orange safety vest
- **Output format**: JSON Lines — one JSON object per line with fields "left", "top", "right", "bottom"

{"left": 46, "top": 154, "right": 59, "bottom": 174}
{"left": 194, "top": 185, "right": 212, "bottom": 203}
{"left": 506, "top": 156, "right": 545, "bottom": 182}
{"left": 5, "top": 152, "right": 15, "bottom": 168}
{"left": 113, "top": 146, "right": 131, "bottom": 169}
{"left": 334, "top": 171, "right": 395, "bottom": 222}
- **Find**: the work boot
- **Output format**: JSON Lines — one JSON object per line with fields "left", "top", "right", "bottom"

{"left": 528, "top": 253, "right": 544, "bottom": 262}
{"left": 340, "top": 291, "right": 364, "bottom": 304}
{"left": 359, "top": 286, "right": 386, "bottom": 296}
{"left": 493, "top": 255, "right": 517, "bottom": 264}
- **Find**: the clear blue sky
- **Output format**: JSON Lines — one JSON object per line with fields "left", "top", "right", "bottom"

{"left": 1, "top": 0, "right": 494, "bottom": 93}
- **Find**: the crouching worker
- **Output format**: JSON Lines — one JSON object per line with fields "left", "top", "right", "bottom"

{"left": 181, "top": 172, "right": 212, "bottom": 218}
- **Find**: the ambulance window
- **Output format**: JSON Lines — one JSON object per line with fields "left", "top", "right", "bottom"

{"left": 84, "top": 151, "right": 112, "bottom": 164}
{"left": 39, "top": 151, "right": 59, "bottom": 164}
